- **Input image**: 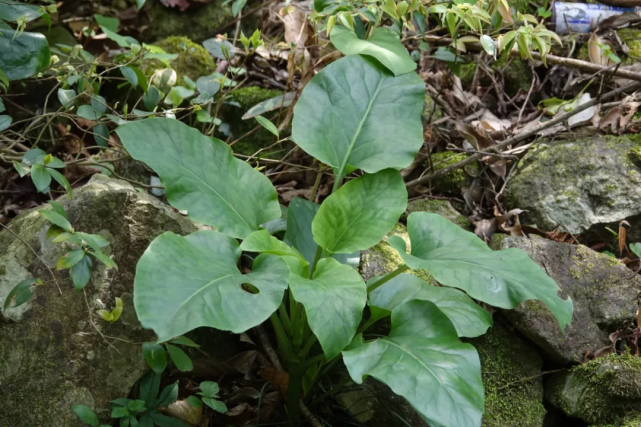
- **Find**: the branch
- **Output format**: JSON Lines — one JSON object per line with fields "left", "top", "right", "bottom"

{"left": 406, "top": 81, "right": 641, "bottom": 189}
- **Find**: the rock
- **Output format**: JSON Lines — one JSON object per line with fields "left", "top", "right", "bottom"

{"left": 459, "top": 57, "right": 532, "bottom": 97}
{"left": 468, "top": 321, "right": 546, "bottom": 427}
{"left": 0, "top": 175, "right": 195, "bottom": 426}
{"left": 428, "top": 151, "right": 479, "bottom": 195}
{"left": 144, "top": 0, "right": 233, "bottom": 43}
{"left": 546, "top": 353, "right": 641, "bottom": 425}
{"left": 221, "top": 86, "right": 287, "bottom": 156}
{"left": 144, "top": 36, "right": 216, "bottom": 86}
{"left": 404, "top": 198, "right": 470, "bottom": 229}
{"left": 505, "top": 136, "right": 641, "bottom": 243}
{"left": 491, "top": 234, "right": 641, "bottom": 364}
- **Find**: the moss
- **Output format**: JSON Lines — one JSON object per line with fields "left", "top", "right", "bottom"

{"left": 619, "top": 28, "right": 641, "bottom": 65}
{"left": 429, "top": 151, "right": 478, "bottom": 195}
{"left": 404, "top": 199, "right": 471, "bottom": 229}
{"left": 547, "top": 353, "right": 641, "bottom": 425}
{"left": 145, "top": 36, "right": 216, "bottom": 85}
{"left": 491, "top": 56, "right": 532, "bottom": 97}
{"left": 459, "top": 62, "right": 477, "bottom": 88}
{"left": 469, "top": 323, "right": 546, "bottom": 426}
{"left": 423, "top": 93, "right": 442, "bottom": 121}
{"left": 145, "top": 0, "right": 233, "bottom": 43}
{"left": 222, "top": 86, "right": 287, "bottom": 156}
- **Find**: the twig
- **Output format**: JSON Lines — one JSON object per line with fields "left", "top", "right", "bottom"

{"left": 496, "top": 368, "right": 565, "bottom": 390}
{"left": 213, "top": 0, "right": 277, "bottom": 34}
{"left": 406, "top": 81, "right": 641, "bottom": 189}
{"left": 0, "top": 222, "right": 62, "bottom": 295}
{"left": 256, "top": 324, "right": 283, "bottom": 370}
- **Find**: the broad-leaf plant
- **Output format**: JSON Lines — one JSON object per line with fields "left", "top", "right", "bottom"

{"left": 114, "top": 26, "right": 573, "bottom": 426}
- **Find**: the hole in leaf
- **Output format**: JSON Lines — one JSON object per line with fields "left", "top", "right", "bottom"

{"left": 241, "top": 283, "right": 260, "bottom": 294}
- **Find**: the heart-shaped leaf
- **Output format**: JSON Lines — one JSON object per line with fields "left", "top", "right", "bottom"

{"left": 240, "top": 229, "right": 308, "bottom": 266}
{"left": 134, "top": 230, "right": 289, "bottom": 341}
{"left": 330, "top": 26, "right": 416, "bottom": 76}
{"left": 312, "top": 169, "right": 407, "bottom": 254}
{"left": 389, "top": 213, "right": 573, "bottom": 332}
{"left": 0, "top": 29, "right": 51, "bottom": 81}
{"left": 116, "top": 118, "right": 281, "bottom": 239}
{"left": 285, "top": 197, "right": 360, "bottom": 273}
{"left": 290, "top": 258, "right": 367, "bottom": 359}
{"left": 368, "top": 273, "right": 492, "bottom": 338}
{"left": 292, "top": 55, "right": 424, "bottom": 179}
{"left": 343, "top": 300, "right": 484, "bottom": 427}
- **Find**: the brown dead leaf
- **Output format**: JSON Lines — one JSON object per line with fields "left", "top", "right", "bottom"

{"left": 588, "top": 32, "right": 616, "bottom": 66}
{"left": 281, "top": 7, "right": 309, "bottom": 47}
{"left": 160, "top": 0, "right": 190, "bottom": 11}
{"left": 472, "top": 218, "right": 498, "bottom": 242}
{"left": 495, "top": 208, "right": 526, "bottom": 236}
{"left": 600, "top": 100, "right": 640, "bottom": 134}
{"left": 166, "top": 399, "right": 202, "bottom": 424}
{"left": 226, "top": 402, "right": 250, "bottom": 417}
{"left": 620, "top": 220, "right": 630, "bottom": 256}
{"left": 260, "top": 367, "right": 289, "bottom": 396}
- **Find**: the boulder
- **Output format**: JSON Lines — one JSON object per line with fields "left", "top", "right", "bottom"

{"left": 505, "top": 136, "right": 641, "bottom": 243}
{"left": 546, "top": 353, "right": 641, "bottom": 425}
{"left": 403, "top": 198, "right": 470, "bottom": 229}
{"left": 0, "top": 175, "right": 195, "bottom": 426}
{"left": 428, "top": 151, "right": 479, "bottom": 196}
{"left": 468, "top": 321, "right": 546, "bottom": 427}
{"left": 491, "top": 234, "right": 641, "bottom": 364}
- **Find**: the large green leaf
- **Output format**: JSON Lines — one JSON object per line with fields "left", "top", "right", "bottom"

{"left": 134, "top": 230, "right": 289, "bottom": 341}
{"left": 284, "top": 197, "right": 360, "bottom": 272}
{"left": 116, "top": 118, "right": 280, "bottom": 239}
{"left": 289, "top": 258, "right": 367, "bottom": 359}
{"left": 312, "top": 169, "right": 407, "bottom": 254}
{"left": 368, "top": 274, "right": 492, "bottom": 338}
{"left": 292, "top": 55, "right": 424, "bottom": 180}
{"left": 240, "top": 229, "right": 308, "bottom": 266}
{"left": 343, "top": 300, "right": 484, "bottom": 427}
{"left": 330, "top": 26, "right": 416, "bottom": 76}
{"left": 0, "top": 29, "right": 51, "bottom": 81}
{"left": 0, "top": 1, "right": 42, "bottom": 23}
{"left": 389, "top": 213, "right": 573, "bottom": 331}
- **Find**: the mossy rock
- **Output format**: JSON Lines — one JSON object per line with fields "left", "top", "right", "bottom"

{"left": 145, "top": 0, "right": 233, "bottom": 43}
{"left": 459, "top": 56, "right": 532, "bottom": 97}
{"left": 428, "top": 151, "right": 478, "bottom": 195}
{"left": 505, "top": 135, "right": 641, "bottom": 243}
{"left": 468, "top": 321, "right": 546, "bottom": 427}
{"left": 0, "top": 175, "right": 195, "bottom": 426}
{"left": 221, "top": 86, "right": 288, "bottom": 156}
{"left": 491, "top": 234, "right": 641, "bottom": 364}
{"left": 546, "top": 353, "right": 641, "bottom": 425}
{"left": 144, "top": 36, "right": 216, "bottom": 86}
{"left": 403, "top": 199, "right": 470, "bottom": 229}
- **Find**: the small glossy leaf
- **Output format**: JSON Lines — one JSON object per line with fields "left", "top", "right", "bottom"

{"left": 91, "top": 95, "right": 107, "bottom": 114}
{"left": 58, "top": 88, "right": 76, "bottom": 108}
{"left": 240, "top": 229, "right": 308, "bottom": 266}
{"left": 242, "top": 92, "right": 295, "bottom": 120}
{"left": 196, "top": 76, "right": 220, "bottom": 98}
{"left": 88, "top": 250, "right": 117, "bottom": 268}
{"left": 22, "top": 148, "right": 46, "bottom": 165}
{"left": 142, "top": 87, "right": 161, "bottom": 111}
{"left": 121, "top": 66, "right": 138, "bottom": 87}
{"left": 480, "top": 35, "right": 496, "bottom": 57}
{"left": 156, "top": 382, "right": 179, "bottom": 407}
{"left": 128, "top": 400, "right": 146, "bottom": 412}
{"left": 94, "top": 124, "right": 110, "bottom": 147}
{"left": 0, "top": 1, "right": 42, "bottom": 22}
{"left": 12, "top": 161, "right": 30, "bottom": 177}
{"left": 169, "top": 336, "right": 200, "bottom": 348}
{"left": 94, "top": 14, "right": 119, "bottom": 32}
{"left": 203, "top": 398, "right": 228, "bottom": 413}
{"left": 72, "top": 405, "right": 99, "bottom": 427}
{"left": 142, "top": 342, "right": 167, "bottom": 374}
{"left": 43, "top": 155, "right": 65, "bottom": 168}
{"left": 47, "top": 168, "right": 72, "bottom": 198}
{"left": 369, "top": 274, "right": 492, "bottom": 338}
{"left": 330, "top": 26, "right": 416, "bottom": 76}
{"left": 57, "top": 249, "right": 85, "bottom": 270}
{"left": 203, "top": 38, "right": 235, "bottom": 60}
{"left": 71, "top": 254, "right": 93, "bottom": 290}
{"left": 290, "top": 258, "right": 367, "bottom": 359}
{"left": 390, "top": 213, "right": 574, "bottom": 331}
{"left": 48, "top": 200, "right": 67, "bottom": 218}
{"left": 75, "top": 232, "right": 110, "bottom": 250}
{"left": 0, "top": 115, "right": 12, "bottom": 131}
{"left": 255, "top": 115, "right": 279, "bottom": 137}
{"left": 117, "top": 118, "right": 280, "bottom": 239}
{"left": 133, "top": 230, "right": 289, "bottom": 341}
{"left": 292, "top": 55, "right": 424, "bottom": 179}
{"left": 312, "top": 169, "right": 407, "bottom": 254}
{"left": 232, "top": 0, "right": 247, "bottom": 16}
{"left": 4, "top": 278, "right": 38, "bottom": 309}
{"left": 77, "top": 105, "right": 101, "bottom": 121}
{"left": 0, "top": 29, "right": 50, "bottom": 81}
{"left": 31, "top": 163, "right": 51, "bottom": 193}
{"left": 199, "top": 381, "right": 219, "bottom": 397}
{"left": 343, "top": 300, "right": 484, "bottom": 427}
{"left": 187, "top": 396, "right": 202, "bottom": 408}
{"left": 285, "top": 197, "right": 360, "bottom": 272}
{"left": 166, "top": 344, "right": 193, "bottom": 372}
{"left": 140, "top": 371, "right": 161, "bottom": 408}
{"left": 0, "top": 98, "right": 3, "bottom": 113}
{"left": 148, "top": 412, "right": 188, "bottom": 427}
{"left": 39, "top": 208, "right": 73, "bottom": 232}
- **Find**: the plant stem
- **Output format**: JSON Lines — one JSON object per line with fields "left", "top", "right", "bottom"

{"left": 366, "top": 265, "right": 410, "bottom": 293}
{"left": 270, "top": 312, "right": 294, "bottom": 366}
{"left": 310, "top": 245, "right": 323, "bottom": 278}
{"left": 298, "top": 335, "right": 318, "bottom": 358}
{"left": 301, "top": 353, "right": 326, "bottom": 371}
{"left": 293, "top": 308, "right": 306, "bottom": 350}
{"left": 279, "top": 302, "right": 291, "bottom": 336}
{"left": 286, "top": 362, "right": 305, "bottom": 424}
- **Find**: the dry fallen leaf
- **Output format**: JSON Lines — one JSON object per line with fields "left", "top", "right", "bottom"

{"left": 588, "top": 32, "right": 616, "bottom": 66}
{"left": 260, "top": 366, "right": 289, "bottom": 396}
{"left": 166, "top": 399, "right": 202, "bottom": 424}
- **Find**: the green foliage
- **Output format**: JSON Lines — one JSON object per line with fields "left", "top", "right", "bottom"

{"left": 14, "top": 148, "right": 71, "bottom": 197}
{"left": 0, "top": 29, "right": 50, "bottom": 80}
{"left": 188, "top": 381, "right": 228, "bottom": 413}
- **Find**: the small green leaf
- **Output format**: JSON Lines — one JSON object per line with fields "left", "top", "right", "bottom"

{"left": 58, "top": 88, "right": 76, "bottom": 108}
{"left": 0, "top": 98, "right": 4, "bottom": 113}
{"left": 195, "top": 76, "right": 220, "bottom": 98}
{"left": 155, "top": 381, "right": 179, "bottom": 407}
{"left": 71, "top": 254, "right": 93, "bottom": 290}
{"left": 88, "top": 250, "right": 117, "bottom": 268}
{"left": 48, "top": 200, "right": 67, "bottom": 218}
{"left": 43, "top": 155, "right": 65, "bottom": 168}
{"left": 139, "top": 371, "right": 161, "bottom": 408}
{"left": 330, "top": 26, "right": 416, "bottom": 76}
{"left": 39, "top": 208, "right": 73, "bottom": 232}
{"left": 94, "top": 14, "right": 119, "bottom": 32}
{"left": 22, "top": 148, "right": 46, "bottom": 165}
{"left": 186, "top": 396, "right": 202, "bottom": 408}
{"left": 94, "top": 123, "right": 110, "bottom": 147}
{"left": 630, "top": 243, "right": 641, "bottom": 258}
{"left": 240, "top": 229, "right": 308, "bottom": 266}
{"left": 75, "top": 232, "right": 110, "bottom": 250}
{"left": 47, "top": 168, "right": 72, "bottom": 198}
{"left": 203, "top": 38, "right": 235, "bottom": 60}
{"left": 142, "top": 87, "right": 161, "bottom": 111}
{"left": 0, "top": 114, "right": 12, "bottom": 131}
{"left": 166, "top": 344, "right": 193, "bottom": 372}
{"left": 57, "top": 249, "right": 85, "bottom": 270}
{"left": 203, "top": 398, "right": 228, "bottom": 413}
{"left": 232, "top": 0, "right": 247, "bottom": 17}
{"left": 290, "top": 258, "right": 367, "bottom": 359}
{"left": 3, "top": 278, "right": 38, "bottom": 309}
{"left": 111, "top": 406, "right": 128, "bottom": 418}
{"left": 127, "top": 400, "right": 146, "bottom": 412}
{"left": 168, "top": 336, "right": 200, "bottom": 348}
{"left": 199, "top": 381, "right": 219, "bottom": 398}
{"left": 91, "top": 95, "right": 107, "bottom": 114}
{"left": 13, "top": 161, "right": 30, "bottom": 177}
{"left": 72, "top": 404, "right": 99, "bottom": 427}
{"left": 142, "top": 342, "right": 167, "bottom": 374}
{"left": 255, "top": 115, "right": 279, "bottom": 137}
{"left": 242, "top": 92, "right": 295, "bottom": 120}
{"left": 121, "top": 66, "right": 138, "bottom": 87}
{"left": 77, "top": 105, "right": 101, "bottom": 120}
{"left": 312, "top": 169, "right": 407, "bottom": 254}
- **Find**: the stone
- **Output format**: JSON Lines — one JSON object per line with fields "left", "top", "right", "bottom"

{"left": 403, "top": 198, "right": 470, "bottom": 229}
{"left": 467, "top": 321, "right": 546, "bottom": 427}
{"left": 144, "top": 36, "right": 216, "bottom": 86}
{"left": 144, "top": 0, "right": 233, "bottom": 43}
{"left": 428, "top": 151, "right": 479, "bottom": 195}
{"left": 459, "top": 57, "right": 532, "bottom": 97}
{"left": 505, "top": 136, "right": 641, "bottom": 243}
{"left": 546, "top": 353, "right": 641, "bottom": 425}
{"left": 0, "top": 175, "right": 195, "bottom": 426}
{"left": 491, "top": 234, "right": 641, "bottom": 364}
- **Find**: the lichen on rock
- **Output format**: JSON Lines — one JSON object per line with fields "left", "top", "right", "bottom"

{"left": 546, "top": 353, "right": 641, "bottom": 425}
{"left": 0, "top": 175, "right": 195, "bottom": 426}
{"left": 428, "top": 151, "right": 478, "bottom": 195}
